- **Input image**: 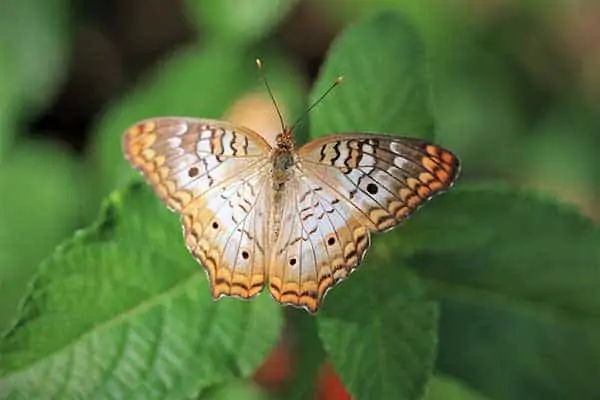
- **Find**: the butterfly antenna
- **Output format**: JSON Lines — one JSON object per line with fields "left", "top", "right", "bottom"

{"left": 290, "top": 76, "right": 343, "bottom": 131}
{"left": 256, "top": 58, "right": 286, "bottom": 132}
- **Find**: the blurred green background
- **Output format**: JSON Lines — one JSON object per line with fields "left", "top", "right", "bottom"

{"left": 1, "top": 0, "right": 600, "bottom": 399}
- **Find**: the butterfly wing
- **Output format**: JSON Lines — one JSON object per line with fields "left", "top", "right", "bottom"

{"left": 182, "top": 164, "right": 271, "bottom": 300}
{"left": 123, "top": 117, "right": 272, "bottom": 300}
{"left": 298, "top": 134, "right": 460, "bottom": 232}
{"left": 268, "top": 134, "right": 459, "bottom": 312}
{"left": 123, "top": 117, "right": 272, "bottom": 212}
{"left": 268, "top": 169, "right": 370, "bottom": 312}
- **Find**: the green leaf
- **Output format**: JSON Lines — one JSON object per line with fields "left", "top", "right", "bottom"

{"left": 0, "top": 183, "right": 283, "bottom": 399}
{"left": 310, "top": 11, "right": 434, "bottom": 140}
{"left": 0, "top": 140, "right": 85, "bottom": 333}
{"left": 318, "top": 265, "right": 438, "bottom": 400}
{"left": 186, "top": 0, "right": 299, "bottom": 45}
{"left": 397, "top": 184, "right": 600, "bottom": 399}
{"left": 424, "top": 374, "right": 490, "bottom": 400}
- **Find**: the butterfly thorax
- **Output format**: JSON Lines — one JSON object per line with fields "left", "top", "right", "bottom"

{"left": 271, "top": 128, "right": 296, "bottom": 189}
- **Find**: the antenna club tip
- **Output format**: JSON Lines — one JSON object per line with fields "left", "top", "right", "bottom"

{"left": 335, "top": 76, "right": 344, "bottom": 84}
{"left": 255, "top": 58, "right": 263, "bottom": 69}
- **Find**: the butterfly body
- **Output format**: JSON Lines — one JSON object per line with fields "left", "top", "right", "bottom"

{"left": 123, "top": 117, "right": 459, "bottom": 312}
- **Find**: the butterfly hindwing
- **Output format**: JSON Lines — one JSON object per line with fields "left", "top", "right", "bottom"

{"left": 298, "top": 134, "right": 460, "bottom": 232}
{"left": 268, "top": 168, "right": 370, "bottom": 312}
{"left": 183, "top": 164, "right": 271, "bottom": 300}
{"left": 123, "top": 117, "right": 271, "bottom": 212}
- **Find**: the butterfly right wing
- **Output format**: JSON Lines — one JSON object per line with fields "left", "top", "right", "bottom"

{"left": 298, "top": 134, "right": 460, "bottom": 232}
{"left": 268, "top": 134, "right": 459, "bottom": 312}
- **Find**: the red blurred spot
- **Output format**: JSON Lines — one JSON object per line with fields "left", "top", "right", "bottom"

{"left": 253, "top": 339, "right": 293, "bottom": 392}
{"left": 316, "top": 361, "right": 352, "bottom": 400}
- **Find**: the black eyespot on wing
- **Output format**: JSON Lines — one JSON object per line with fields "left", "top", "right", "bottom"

{"left": 188, "top": 166, "right": 199, "bottom": 177}
{"left": 366, "top": 183, "right": 378, "bottom": 195}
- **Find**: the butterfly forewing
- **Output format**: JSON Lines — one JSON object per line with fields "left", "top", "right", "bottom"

{"left": 124, "top": 117, "right": 273, "bottom": 299}
{"left": 123, "top": 118, "right": 272, "bottom": 212}
{"left": 297, "top": 134, "right": 460, "bottom": 232}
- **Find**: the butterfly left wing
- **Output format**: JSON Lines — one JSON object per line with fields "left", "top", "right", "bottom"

{"left": 123, "top": 117, "right": 273, "bottom": 300}
{"left": 123, "top": 117, "right": 272, "bottom": 212}
{"left": 298, "top": 134, "right": 460, "bottom": 232}
{"left": 182, "top": 163, "right": 271, "bottom": 300}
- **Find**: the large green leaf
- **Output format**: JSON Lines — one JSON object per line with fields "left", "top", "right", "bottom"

{"left": 318, "top": 265, "right": 438, "bottom": 400}
{"left": 309, "top": 12, "right": 434, "bottom": 140}
{"left": 397, "top": 184, "right": 600, "bottom": 399}
{"left": 0, "top": 183, "right": 283, "bottom": 399}
{"left": 0, "top": 140, "right": 84, "bottom": 333}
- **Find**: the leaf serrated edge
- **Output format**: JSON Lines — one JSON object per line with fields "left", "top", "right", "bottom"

{"left": 0, "top": 180, "right": 283, "bottom": 394}
{"left": 0, "top": 180, "right": 145, "bottom": 340}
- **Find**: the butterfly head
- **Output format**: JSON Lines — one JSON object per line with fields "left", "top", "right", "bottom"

{"left": 275, "top": 126, "right": 295, "bottom": 151}
{"left": 256, "top": 57, "right": 342, "bottom": 153}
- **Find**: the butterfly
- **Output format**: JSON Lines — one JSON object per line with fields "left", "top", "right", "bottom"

{"left": 122, "top": 60, "right": 460, "bottom": 313}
